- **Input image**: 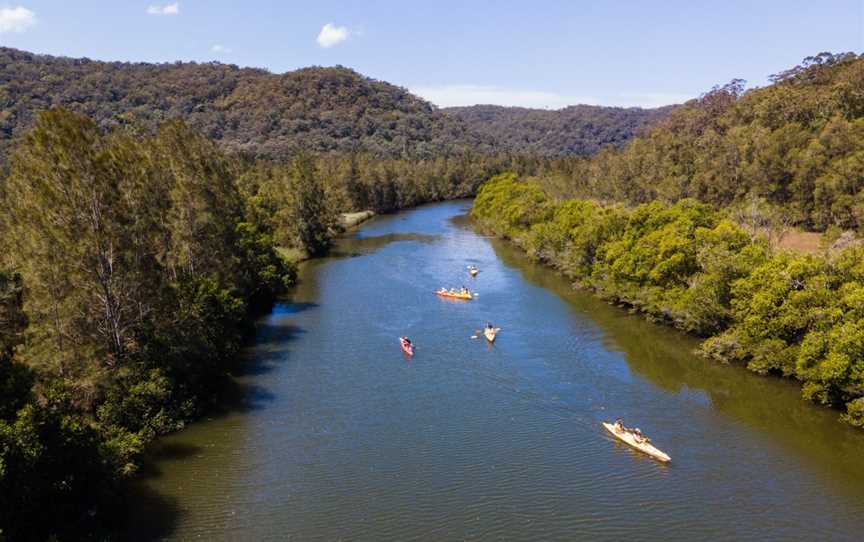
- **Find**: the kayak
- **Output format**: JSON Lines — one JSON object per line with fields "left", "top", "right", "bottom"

{"left": 436, "top": 289, "right": 473, "bottom": 300}
{"left": 483, "top": 327, "right": 499, "bottom": 342}
{"left": 602, "top": 422, "right": 671, "bottom": 463}
{"left": 399, "top": 337, "right": 414, "bottom": 356}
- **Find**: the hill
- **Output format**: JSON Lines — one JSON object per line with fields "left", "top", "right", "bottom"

{"left": 0, "top": 47, "right": 492, "bottom": 160}
{"left": 442, "top": 104, "right": 674, "bottom": 157}
{"left": 0, "top": 48, "right": 672, "bottom": 162}
{"left": 539, "top": 52, "right": 864, "bottom": 231}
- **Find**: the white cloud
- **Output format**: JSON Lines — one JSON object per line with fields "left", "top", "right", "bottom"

{"left": 411, "top": 85, "right": 588, "bottom": 109}
{"left": 316, "top": 23, "right": 349, "bottom": 48}
{"left": 211, "top": 44, "right": 232, "bottom": 54}
{"left": 146, "top": 3, "right": 179, "bottom": 16}
{"left": 410, "top": 84, "right": 692, "bottom": 109}
{"left": 0, "top": 6, "right": 36, "bottom": 34}
{"left": 614, "top": 92, "right": 695, "bottom": 108}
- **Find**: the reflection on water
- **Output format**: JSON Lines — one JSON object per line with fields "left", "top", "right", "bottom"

{"left": 329, "top": 233, "right": 441, "bottom": 259}
{"left": 488, "top": 235, "right": 864, "bottom": 496}
{"left": 127, "top": 200, "right": 864, "bottom": 541}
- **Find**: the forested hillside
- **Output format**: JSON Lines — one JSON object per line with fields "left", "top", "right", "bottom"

{"left": 443, "top": 104, "right": 673, "bottom": 157}
{"left": 538, "top": 52, "right": 864, "bottom": 231}
{"left": 472, "top": 52, "right": 864, "bottom": 431}
{"left": 0, "top": 47, "right": 672, "bottom": 162}
{"left": 0, "top": 47, "right": 495, "bottom": 160}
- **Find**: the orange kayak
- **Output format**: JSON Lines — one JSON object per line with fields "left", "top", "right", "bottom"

{"left": 436, "top": 289, "right": 473, "bottom": 300}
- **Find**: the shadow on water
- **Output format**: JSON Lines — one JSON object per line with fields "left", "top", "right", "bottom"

{"left": 234, "top": 323, "right": 306, "bottom": 374}
{"left": 124, "top": 482, "right": 183, "bottom": 542}
{"left": 135, "top": 441, "right": 205, "bottom": 478}
{"left": 488, "top": 232, "right": 864, "bottom": 494}
{"left": 124, "top": 299, "right": 312, "bottom": 540}
{"left": 328, "top": 232, "right": 440, "bottom": 259}
{"left": 124, "top": 441, "right": 203, "bottom": 540}
{"left": 123, "top": 220, "right": 444, "bottom": 540}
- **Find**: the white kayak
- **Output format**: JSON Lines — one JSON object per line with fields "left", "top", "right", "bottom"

{"left": 483, "top": 327, "right": 499, "bottom": 342}
{"left": 602, "top": 422, "right": 671, "bottom": 463}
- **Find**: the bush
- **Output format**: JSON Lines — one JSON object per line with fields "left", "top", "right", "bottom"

{"left": 474, "top": 172, "right": 864, "bottom": 427}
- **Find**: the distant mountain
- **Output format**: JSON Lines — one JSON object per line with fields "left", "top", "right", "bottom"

{"left": 0, "top": 47, "right": 492, "bottom": 160}
{"left": 442, "top": 104, "right": 675, "bottom": 157}
{"left": 0, "top": 47, "right": 667, "bottom": 161}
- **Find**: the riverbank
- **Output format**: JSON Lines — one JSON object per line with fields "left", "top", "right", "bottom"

{"left": 276, "top": 211, "right": 376, "bottom": 264}
{"left": 341, "top": 210, "right": 376, "bottom": 229}
{"left": 126, "top": 199, "right": 864, "bottom": 541}
{"left": 472, "top": 172, "right": 864, "bottom": 429}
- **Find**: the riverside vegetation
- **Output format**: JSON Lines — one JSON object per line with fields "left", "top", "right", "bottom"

{"left": 0, "top": 108, "right": 517, "bottom": 539}
{"left": 1, "top": 47, "right": 862, "bottom": 539}
{"left": 472, "top": 52, "right": 864, "bottom": 433}
{"left": 2, "top": 45, "right": 606, "bottom": 538}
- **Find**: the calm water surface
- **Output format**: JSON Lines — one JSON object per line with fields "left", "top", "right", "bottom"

{"left": 129, "top": 201, "right": 864, "bottom": 541}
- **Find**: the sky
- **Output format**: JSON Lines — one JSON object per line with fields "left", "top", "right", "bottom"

{"left": 0, "top": 1, "right": 862, "bottom": 109}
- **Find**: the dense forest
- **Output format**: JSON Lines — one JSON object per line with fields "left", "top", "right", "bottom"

{"left": 0, "top": 47, "right": 492, "bottom": 160}
{"left": 536, "top": 52, "right": 864, "bottom": 231}
{"left": 443, "top": 104, "right": 673, "bottom": 157}
{"left": 472, "top": 52, "right": 864, "bottom": 432}
{"left": 0, "top": 106, "right": 533, "bottom": 539}
{"left": 0, "top": 47, "right": 665, "bottom": 162}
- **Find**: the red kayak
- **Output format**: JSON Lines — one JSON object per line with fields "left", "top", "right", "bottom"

{"left": 399, "top": 337, "right": 415, "bottom": 356}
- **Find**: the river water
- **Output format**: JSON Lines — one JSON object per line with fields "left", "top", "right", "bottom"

{"left": 129, "top": 200, "right": 864, "bottom": 541}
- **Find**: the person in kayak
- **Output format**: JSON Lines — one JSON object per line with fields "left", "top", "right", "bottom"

{"left": 486, "top": 322, "right": 494, "bottom": 330}
{"left": 633, "top": 428, "right": 649, "bottom": 444}
{"left": 403, "top": 337, "right": 412, "bottom": 346}
{"left": 613, "top": 418, "right": 625, "bottom": 432}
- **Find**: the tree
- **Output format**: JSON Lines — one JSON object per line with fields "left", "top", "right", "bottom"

{"left": 286, "top": 152, "right": 338, "bottom": 256}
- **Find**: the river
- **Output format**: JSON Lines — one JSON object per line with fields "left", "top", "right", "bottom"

{"left": 128, "top": 200, "right": 864, "bottom": 541}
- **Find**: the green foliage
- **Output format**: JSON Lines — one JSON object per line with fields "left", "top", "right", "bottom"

{"left": 474, "top": 172, "right": 864, "bottom": 427}
{"left": 1, "top": 102, "right": 497, "bottom": 537}
{"left": 286, "top": 153, "right": 338, "bottom": 256}
{"left": 0, "top": 380, "right": 119, "bottom": 541}
{"left": 472, "top": 172, "right": 554, "bottom": 239}
{"left": 534, "top": 53, "right": 864, "bottom": 231}
{"left": 235, "top": 222, "right": 297, "bottom": 302}
{"left": 0, "top": 270, "right": 26, "bottom": 360}
{"left": 0, "top": 48, "right": 494, "bottom": 160}
{"left": 0, "top": 47, "right": 671, "bottom": 163}
{"left": 0, "top": 109, "right": 302, "bottom": 537}
{"left": 444, "top": 103, "right": 671, "bottom": 157}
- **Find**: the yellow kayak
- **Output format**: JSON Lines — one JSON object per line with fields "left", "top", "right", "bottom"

{"left": 436, "top": 289, "right": 473, "bottom": 300}
{"left": 602, "top": 422, "right": 671, "bottom": 463}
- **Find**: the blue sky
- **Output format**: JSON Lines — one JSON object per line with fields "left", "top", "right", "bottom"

{"left": 0, "top": 1, "right": 861, "bottom": 108}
